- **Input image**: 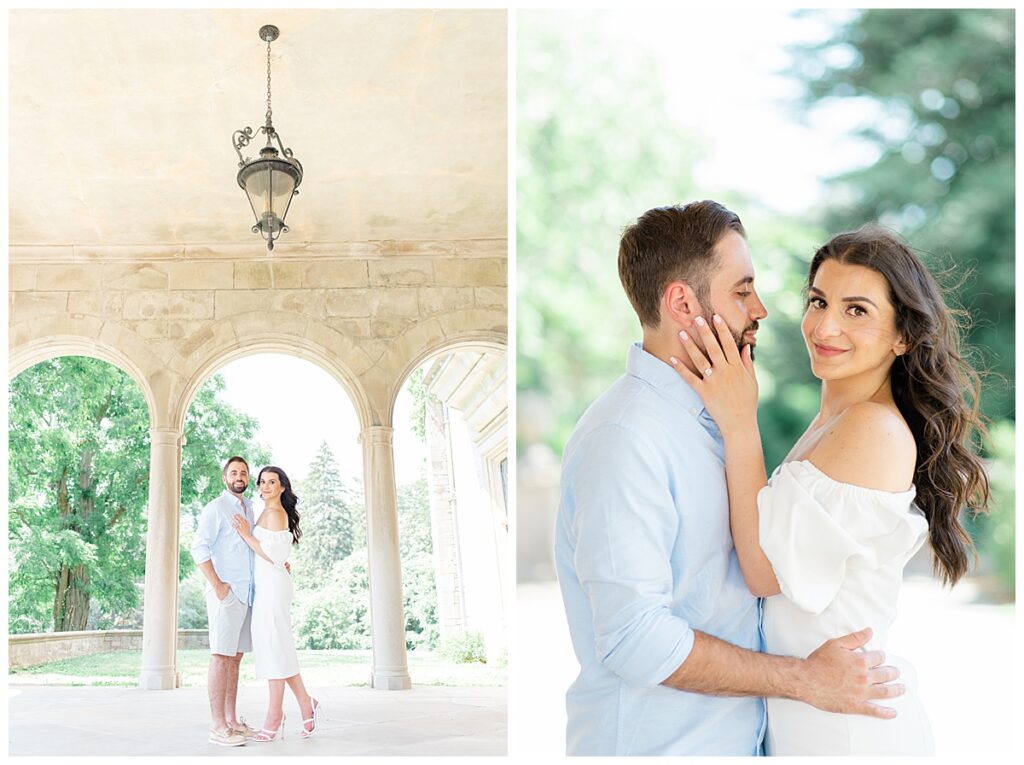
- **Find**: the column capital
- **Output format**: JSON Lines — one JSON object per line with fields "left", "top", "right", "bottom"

{"left": 359, "top": 425, "right": 395, "bottom": 446}
{"left": 149, "top": 427, "right": 182, "bottom": 447}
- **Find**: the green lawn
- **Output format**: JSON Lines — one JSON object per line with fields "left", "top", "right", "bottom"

{"left": 9, "top": 649, "right": 506, "bottom": 688}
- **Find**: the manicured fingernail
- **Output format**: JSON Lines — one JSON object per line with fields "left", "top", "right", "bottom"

{"left": 669, "top": 356, "right": 679, "bottom": 365}
{"left": 713, "top": 314, "right": 722, "bottom": 324}
{"left": 679, "top": 330, "right": 689, "bottom": 341}
{"left": 695, "top": 316, "right": 706, "bottom": 327}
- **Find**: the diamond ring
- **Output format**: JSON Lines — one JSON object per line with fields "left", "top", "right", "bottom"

{"left": 703, "top": 368, "right": 713, "bottom": 377}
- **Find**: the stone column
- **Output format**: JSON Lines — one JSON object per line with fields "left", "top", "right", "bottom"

{"left": 139, "top": 427, "right": 182, "bottom": 690}
{"left": 360, "top": 425, "right": 412, "bottom": 690}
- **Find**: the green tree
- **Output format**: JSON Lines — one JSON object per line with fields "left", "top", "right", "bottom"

{"left": 292, "top": 441, "right": 361, "bottom": 577}
{"left": 397, "top": 477, "right": 432, "bottom": 559}
{"left": 406, "top": 367, "right": 430, "bottom": 442}
{"left": 293, "top": 551, "right": 372, "bottom": 650}
{"left": 397, "top": 476, "right": 438, "bottom": 650}
{"left": 8, "top": 357, "right": 269, "bottom": 633}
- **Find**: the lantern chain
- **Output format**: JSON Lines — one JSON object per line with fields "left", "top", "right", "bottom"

{"left": 265, "top": 37, "right": 273, "bottom": 130}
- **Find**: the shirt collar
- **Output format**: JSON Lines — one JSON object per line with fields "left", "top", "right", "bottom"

{"left": 221, "top": 489, "right": 251, "bottom": 510}
{"left": 626, "top": 342, "right": 716, "bottom": 430}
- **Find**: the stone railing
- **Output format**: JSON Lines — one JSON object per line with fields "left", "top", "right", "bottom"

{"left": 9, "top": 629, "right": 208, "bottom": 670}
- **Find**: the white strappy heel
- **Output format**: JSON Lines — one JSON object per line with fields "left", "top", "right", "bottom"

{"left": 253, "top": 714, "right": 285, "bottom": 743}
{"left": 300, "top": 698, "right": 322, "bottom": 739}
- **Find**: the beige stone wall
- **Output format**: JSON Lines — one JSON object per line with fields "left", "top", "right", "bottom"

{"left": 9, "top": 629, "right": 209, "bottom": 670}
{"left": 8, "top": 240, "right": 507, "bottom": 427}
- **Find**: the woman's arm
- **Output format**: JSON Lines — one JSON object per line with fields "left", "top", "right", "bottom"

{"left": 232, "top": 514, "right": 275, "bottom": 564}
{"left": 720, "top": 424, "right": 780, "bottom": 596}
{"left": 671, "top": 314, "right": 780, "bottom": 596}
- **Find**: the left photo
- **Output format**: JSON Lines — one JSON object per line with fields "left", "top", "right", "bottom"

{"left": 8, "top": 9, "right": 508, "bottom": 756}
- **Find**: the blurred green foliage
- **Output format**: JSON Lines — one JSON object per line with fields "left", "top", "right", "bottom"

{"left": 518, "top": 12, "right": 710, "bottom": 453}
{"left": 517, "top": 9, "right": 1014, "bottom": 596}
{"left": 438, "top": 630, "right": 488, "bottom": 664}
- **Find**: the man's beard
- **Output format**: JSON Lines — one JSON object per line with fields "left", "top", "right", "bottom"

{"left": 229, "top": 479, "right": 249, "bottom": 493}
{"left": 703, "top": 303, "right": 759, "bottom": 361}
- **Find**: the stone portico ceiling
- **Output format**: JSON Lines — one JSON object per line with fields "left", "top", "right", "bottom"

{"left": 9, "top": 8, "right": 506, "bottom": 248}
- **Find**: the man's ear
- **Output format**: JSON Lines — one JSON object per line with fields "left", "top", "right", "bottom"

{"left": 663, "top": 281, "right": 700, "bottom": 327}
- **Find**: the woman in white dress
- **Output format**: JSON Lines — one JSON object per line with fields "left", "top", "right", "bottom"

{"left": 671, "top": 227, "right": 990, "bottom": 755}
{"left": 232, "top": 465, "right": 321, "bottom": 742}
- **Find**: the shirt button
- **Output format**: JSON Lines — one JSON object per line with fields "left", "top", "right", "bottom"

{"left": 690, "top": 407, "right": 698, "bottom": 415}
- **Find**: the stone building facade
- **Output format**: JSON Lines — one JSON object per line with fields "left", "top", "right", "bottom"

{"left": 422, "top": 351, "right": 508, "bottom": 661}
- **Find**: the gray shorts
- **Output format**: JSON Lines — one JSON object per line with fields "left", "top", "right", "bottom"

{"left": 205, "top": 590, "right": 253, "bottom": 656}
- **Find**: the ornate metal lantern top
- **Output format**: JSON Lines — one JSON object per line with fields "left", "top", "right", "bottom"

{"left": 232, "top": 25, "right": 303, "bottom": 252}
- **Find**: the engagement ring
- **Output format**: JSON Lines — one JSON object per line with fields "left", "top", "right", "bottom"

{"left": 703, "top": 368, "right": 713, "bottom": 377}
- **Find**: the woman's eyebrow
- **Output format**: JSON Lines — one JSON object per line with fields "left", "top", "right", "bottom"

{"left": 809, "top": 286, "right": 877, "bottom": 307}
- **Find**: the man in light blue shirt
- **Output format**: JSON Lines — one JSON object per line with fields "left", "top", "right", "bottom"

{"left": 555, "top": 202, "right": 903, "bottom": 755}
{"left": 192, "top": 456, "right": 257, "bottom": 746}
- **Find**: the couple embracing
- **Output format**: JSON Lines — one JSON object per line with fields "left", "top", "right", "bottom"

{"left": 192, "top": 456, "right": 322, "bottom": 746}
{"left": 556, "top": 201, "right": 989, "bottom": 755}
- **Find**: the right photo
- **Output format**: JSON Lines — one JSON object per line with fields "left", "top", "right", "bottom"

{"left": 515, "top": 8, "right": 1014, "bottom": 758}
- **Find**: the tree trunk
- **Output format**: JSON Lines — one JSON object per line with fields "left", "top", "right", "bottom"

{"left": 54, "top": 564, "right": 90, "bottom": 631}
{"left": 52, "top": 451, "right": 95, "bottom": 632}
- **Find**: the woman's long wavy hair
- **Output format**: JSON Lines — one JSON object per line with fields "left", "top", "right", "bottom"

{"left": 807, "top": 226, "right": 990, "bottom": 586}
{"left": 258, "top": 466, "right": 302, "bottom": 545}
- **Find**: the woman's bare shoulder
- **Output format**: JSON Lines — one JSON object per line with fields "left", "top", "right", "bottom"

{"left": 806, "top": 402, "right": 916, "bottom": 492}
{"left": 261, "top": 509, "right": 289, "bottom": 532}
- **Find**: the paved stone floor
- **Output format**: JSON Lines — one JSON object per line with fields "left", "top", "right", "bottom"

{"left": 8, "top": 683, "right": 506, "bottom": 756}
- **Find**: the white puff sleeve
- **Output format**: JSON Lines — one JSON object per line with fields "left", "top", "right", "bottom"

{"left": 260, "top": 529, "right": 294, "bottom": 567}
{"left": 758, "top": 461, "right": 928, "bottom": 615}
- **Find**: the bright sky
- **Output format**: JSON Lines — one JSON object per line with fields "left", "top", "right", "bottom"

{"left": 213, "top": 354, "right": 425, "bottom": 490}
{"left": 609, "top": 8, "right": 882, "bottom": 214}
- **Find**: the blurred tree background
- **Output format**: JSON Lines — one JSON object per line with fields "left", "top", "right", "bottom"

{"left": 517, "top": 8, "right": 1014, "bottom": 596}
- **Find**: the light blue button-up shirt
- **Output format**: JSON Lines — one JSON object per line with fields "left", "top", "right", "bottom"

{"left": 555, "top": 343, "right": 766, "bottom": 756}
{"left": 191, "top": 489, "right": 256, "bottom": 606}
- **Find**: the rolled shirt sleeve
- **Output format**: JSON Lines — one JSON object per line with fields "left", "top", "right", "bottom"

{"left": 570, "top": 424, "right": 695, "bottom": 687}
{"left": 191, "top": 502, "right": 220, "bottom": 565}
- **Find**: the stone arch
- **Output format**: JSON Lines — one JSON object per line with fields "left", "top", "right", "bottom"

{"left": 170, "top": 313, "right": 374, "bottom": 433}
{"left": 9, "top": 319, "right": 160, "bottom": 426}
{"left": 382, "top": 308, "right": 507, "bottom": 426}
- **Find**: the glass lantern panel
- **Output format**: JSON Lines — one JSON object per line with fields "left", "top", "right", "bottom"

{"left": 244, "top": 165, "right": 296, "bottom": 219}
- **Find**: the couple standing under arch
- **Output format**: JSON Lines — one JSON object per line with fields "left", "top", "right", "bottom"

{"left": 192, "top": 456, "right": 321, "bottom": 746}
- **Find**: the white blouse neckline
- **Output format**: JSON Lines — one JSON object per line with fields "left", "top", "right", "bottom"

{"left": 781, "top": 459, "right": 916, "bottom": 498}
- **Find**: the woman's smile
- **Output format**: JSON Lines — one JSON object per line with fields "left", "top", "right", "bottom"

{"left": 812, "top": 342, "right": 848, "bottom": 358}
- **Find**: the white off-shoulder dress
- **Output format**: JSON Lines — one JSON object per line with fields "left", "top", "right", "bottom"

{"left": 758, "top": 460, "right": 934, "bottom": 756}
{"left": 252, "top": 525, "right": 300, "bottom": 680}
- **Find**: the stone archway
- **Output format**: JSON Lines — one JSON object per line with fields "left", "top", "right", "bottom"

{"left": 9, "top": 322, "right": 160, "bottom": 424}
{"left": 172, "top": 318, "right": 375, "bottom": 433}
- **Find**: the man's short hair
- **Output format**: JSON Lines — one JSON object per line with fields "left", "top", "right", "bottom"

{"left": 618, "top": 201, "right": 746, "bottom": 328}
{"left": 222, "top": 456, "right": 249, "bottom": 474}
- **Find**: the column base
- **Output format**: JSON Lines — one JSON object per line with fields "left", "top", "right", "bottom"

{"left": 370, "top": 672, "right": 412, "bottom": 690}
{"left": 138, "top": 668, "right": 180, "bottom": 690}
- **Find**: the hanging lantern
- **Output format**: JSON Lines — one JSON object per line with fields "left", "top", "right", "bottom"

{"left": 232, "top": 25, "right": 303, "bottom": 251}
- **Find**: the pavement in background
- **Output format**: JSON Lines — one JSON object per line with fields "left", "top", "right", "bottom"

{"left": 8, "top": 683, "right": 506, "bottom": 756}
